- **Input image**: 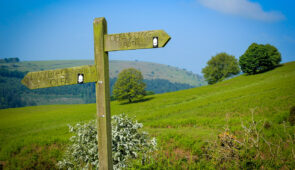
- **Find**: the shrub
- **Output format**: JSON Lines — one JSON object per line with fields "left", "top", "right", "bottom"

{"left": 289, "top": 106, "right": 295, "bottom": 126}
{"left": 57, "top": 114, "right": 157, "bottom": 169}
{"left": 239, "top": 43, "right": 281, "bottom": 75}
{"left": 205, "top": 113, "right": 295, "bottom": 169}
{"left": 208, "top": 130, "right": 241, "bottom": 168}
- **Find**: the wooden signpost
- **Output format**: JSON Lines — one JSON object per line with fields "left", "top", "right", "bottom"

{"left": 21, "top": 17, "right": 170, "bottom": 170}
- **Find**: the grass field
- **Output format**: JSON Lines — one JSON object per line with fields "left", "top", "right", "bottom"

{"left": 0, "top": 62, "right": 294, "bottom": 169}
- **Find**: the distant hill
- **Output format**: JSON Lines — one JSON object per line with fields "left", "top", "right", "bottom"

{"left": 0, "top": 60, "right": 205, "bottom": 108}
{"left": 0, "top": 60, "right": 205, "bottom": 86}
{"left": 0, "top": 62, "right": 294, "bottom": 169}
{"left": 109, "top": 60, "right": 204, "bottom": 86}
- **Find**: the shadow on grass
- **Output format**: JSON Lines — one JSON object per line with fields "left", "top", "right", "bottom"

{"left": 119, "top": 97, "right": 154, "bottom": 105}
{"left": 245, "top": 64, "right": 283, "bottom": 75}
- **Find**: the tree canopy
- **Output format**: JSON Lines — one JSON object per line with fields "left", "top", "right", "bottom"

{"left": 202, "top": 52, "right": 240, "bottom": 84}
{"left": 239, "top": 43, "right": 281, "bottom": 75}
{"left": 112, "top": 68, "right": 146, "bottom": 103}
{"left": 0, "top": 57, "right": 20, "bottom": 63}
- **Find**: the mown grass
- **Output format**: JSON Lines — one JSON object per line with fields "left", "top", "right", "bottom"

{"left": 0, "top": 62, "right": 294, "bottom": 169}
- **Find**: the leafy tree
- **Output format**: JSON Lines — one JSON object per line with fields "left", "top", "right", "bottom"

{"left": 202, "top": 52, "right": 240, "bottom": 84}
{"left": 113, "top": 68, "right": 146, "bottom": 103}
{"left": 239, "top": 43, "right": 281, "bottom": 75}
{"left": 0, "top": 57, "right": 20, "bottom": 63}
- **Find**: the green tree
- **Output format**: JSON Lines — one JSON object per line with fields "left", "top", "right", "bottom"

{"left": 113, "top": 68, "right": 146, "bottom": 103}
{"left": 202, "top": 52, "right": 240, "bottom": 84}
{"left": 239, "top": 43, "right": 281, "bottom": 75}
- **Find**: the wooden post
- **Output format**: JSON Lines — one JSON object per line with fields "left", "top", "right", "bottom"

{"left": 93, "top": 17, "right": 113, "bottom": 170}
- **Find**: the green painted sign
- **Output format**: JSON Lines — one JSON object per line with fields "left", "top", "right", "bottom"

{"left": 21, "top": 17, "right": 171, "bottom": 170}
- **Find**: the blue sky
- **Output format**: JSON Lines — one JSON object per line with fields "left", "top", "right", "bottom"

{"left": 0, "top": 0, "right": 294, "bottom": 74}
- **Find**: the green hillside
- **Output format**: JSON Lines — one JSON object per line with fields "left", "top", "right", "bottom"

{"left": 0, "top": 62, "right": 294, "bottom": 169}
{"left": 0, "top": 60, "right": 205, "bottom": 86}
{"left": 109, "top": 60, "right": 203, "bottom": 86}
{"left": 0, "top": 60, "right": 205, "bottom": 108}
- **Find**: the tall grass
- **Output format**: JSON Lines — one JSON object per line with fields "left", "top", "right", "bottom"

{"left": 0, "top": 62, "right": 294, "bottom": 168}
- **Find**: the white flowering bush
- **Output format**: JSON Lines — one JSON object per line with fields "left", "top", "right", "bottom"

{"left": 57, "top": 114, "right": 157, "bottom": 169}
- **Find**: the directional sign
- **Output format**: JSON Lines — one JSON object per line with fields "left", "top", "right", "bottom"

{"left": 104, "top": 30, "right": 171, "bottom": 51}
{"left": 21, "top": 65, "right": 97, "bottom": 89}
{"left": 21, "top": 17, "right": 171, "bottom": 170}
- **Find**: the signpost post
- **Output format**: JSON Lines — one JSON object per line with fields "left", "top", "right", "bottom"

{"left": 21, "top": 17, "right": 170, "bottom": 170}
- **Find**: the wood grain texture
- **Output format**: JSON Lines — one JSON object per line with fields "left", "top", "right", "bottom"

{"left": 21, "top": 65, "right": 97, "bottom": 89}
{"left": 93, "top": 17, "right": 113, "bottom": 170}
{"left": 104, "top": 30, "right": 171, "bottom": 52}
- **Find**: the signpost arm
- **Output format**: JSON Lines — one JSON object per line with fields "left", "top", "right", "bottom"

{"left": 93, "top": 17, "right": 113, "bottom": 170}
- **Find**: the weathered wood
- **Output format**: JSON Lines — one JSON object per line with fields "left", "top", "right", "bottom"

{"left": 93, "top": 17, "right": 113, "bottom": 170}
{"left": 21, "top": 65, "right": 97, "bottom": 89}
{"left": 104, "top": 30, "right": 171, "bottom": 51}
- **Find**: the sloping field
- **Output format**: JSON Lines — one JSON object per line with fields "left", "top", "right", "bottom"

{"left": 0, "top": 62, "right": 294, "bottom": 168}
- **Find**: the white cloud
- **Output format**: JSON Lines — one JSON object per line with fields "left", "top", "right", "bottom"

{"left": 198, "top": 0, "right": 285, "bottom": 22}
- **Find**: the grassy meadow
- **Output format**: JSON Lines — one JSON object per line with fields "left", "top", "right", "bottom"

{"left": 0, "top": 61, "right": 295, "bottom": 169}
